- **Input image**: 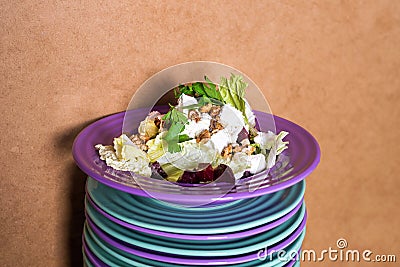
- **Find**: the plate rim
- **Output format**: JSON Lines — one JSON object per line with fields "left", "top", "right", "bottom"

{"left": 73, "top": 109, "right": 320, "bottom": 202}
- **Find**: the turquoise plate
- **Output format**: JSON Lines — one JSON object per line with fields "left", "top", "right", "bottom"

{"left": 85, "top": 197, "right": 305, "bottom": 257}
{"left": 86, "top": 177, "right": 305, "bottom": 235}
{"left": 83, "top": 222, "right": 306, "bottom": 267}
{"left": 82, "top": 249, "right": 94, "bottom": 267}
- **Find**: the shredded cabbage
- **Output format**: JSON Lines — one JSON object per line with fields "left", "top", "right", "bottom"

{"left": 96, "top": 134, "right": 151, "bottom": 177}
{"left": 146, "top": 133, "right": 166, "bottom": 163}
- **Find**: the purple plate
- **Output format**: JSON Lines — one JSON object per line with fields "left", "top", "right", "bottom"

{"left": 73, "top": 108, "right": 320, "bottom": 204}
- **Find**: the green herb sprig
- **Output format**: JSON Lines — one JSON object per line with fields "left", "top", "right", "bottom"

{"left": 162, "top": 106, "right": 190, "bottom": 152}
{"left": 175, "top": 76, "right": 223, "bottom": 102}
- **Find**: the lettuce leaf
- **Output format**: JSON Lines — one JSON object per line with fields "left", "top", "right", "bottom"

{"left": 219, "top": 74, "right": 249, "bottom": 124}
{"left": 146, "top": 133, "right": 166, "bottom": 163}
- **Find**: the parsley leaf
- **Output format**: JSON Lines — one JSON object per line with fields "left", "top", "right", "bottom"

{"left": 203, "top": 76, "right": 223, "bottom": 101}
{"left": 162, "top": 107, "right": 189, "bottom": 152}
{"left": 178, "top": 134, "right": 191, "bottom": 142}
{"left": 174, "top": 77, "right": 223, "bottom": 102}
{"left": 192, "top": 82, "right": 206, "bottom": 96}
{"left": 177, "top": 85, "right": 194, "bottom": 97}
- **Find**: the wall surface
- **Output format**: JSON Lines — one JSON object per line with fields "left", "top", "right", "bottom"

{"left": 1, "top": 1, "right": 399, "bottom": 266}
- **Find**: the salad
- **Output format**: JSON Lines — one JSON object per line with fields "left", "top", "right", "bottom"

{"left": 95, "top": 74, "right": 289, "bottom": 184}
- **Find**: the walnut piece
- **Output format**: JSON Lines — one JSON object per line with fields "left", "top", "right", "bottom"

{"left": 139, "top": 134, "right": 150, "bottom": 142}
{"left": 129, "top": 134, "right": 149, "bottom": 151}
{"left": 153, "top": 116, "right": 162, "bottom": 128}
{"left": 243, "top": 145, "right": 256, "bottom": 155}
{"left": 209, "top": 117, "right": 224, "bottom": 133}
{"left": 221, "top": 144, "right": 233, "bottom": 159}
{"left": 233, "top": 145, "right": 243, "bottom": 153}
{"left": 196, "top": 129, "right": 211, "bottom": 143}
{"left": 139, "top": 144, "right": 148, "bottom": 151}
{"left": 130, "top": 134, "right": 150, "bottom": 144}
{"left": 188, "top": 109, "right": 201, "bottom": 122}
{"left": 209, "top": 105, "right": 221, "bottom": 117}
{"left": 199, "top": 103, "right": 212, "bottom": 113}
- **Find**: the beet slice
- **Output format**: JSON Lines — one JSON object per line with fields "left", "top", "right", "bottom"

{"left": 198, "top": 164, "right": 214, "bottom": 183}
{"left": 178, "top": 171, "right": 200, "bottom": 184}
{"left": 236, "top": 127, "right": 249, "bottom": 143}
{"left": 150, "top": 162, "right": 168, "bottom": 179}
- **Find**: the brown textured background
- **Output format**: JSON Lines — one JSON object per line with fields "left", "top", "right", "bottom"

{"left": 1, "top": 1, "right": 399, "bottom": 266}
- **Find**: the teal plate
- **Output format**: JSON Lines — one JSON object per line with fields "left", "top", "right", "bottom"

{"left": 82, "top": 249, "right": 94, "bottom": 267}
{"left": 87, "top": 176, "right": 283, "bottom": 218}
{"left": 85, "top": 196, "right": 305, "bottom": 257}
{"left": 86, "top": 177, "right": 305, "bottom": 235}
{"left": 83, "top": 222, "right": 306, "bottom": 267}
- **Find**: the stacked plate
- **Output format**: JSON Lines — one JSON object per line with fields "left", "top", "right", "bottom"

{"left": 73, "top": 110, "right": 320, "bottom": 267}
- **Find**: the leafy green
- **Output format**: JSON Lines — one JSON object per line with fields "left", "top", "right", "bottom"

{"left": 203, "top": 76, "right": 223, "bottom": 101}
{"left": 174, "top": 77, "right": 223, "bottom": 102}
{"left": 201, "top": 96, "right": 223, "bottom": 106}
{"left": 179, "top": 103, "right": 202, "bottom": 110}
{"left": 198, "top": 96, "right": 212, "bottom": 106}
{"left": 180, "top": 96, "right": 222, "bottom": 111}
{"left": 250, "top": 143, "right": 262, "bottom": 154}
{"left": 219, "top": 74, "right": 249, "bottom": 124}
{"left": 178, "top": 134, "right": 191, "bottom": 142}
{"left": 174, "top": 88, "right": 182, "bottom": 98}
{"left": 162, "top": 104, "right": 187, "bottom": 123}
{"left": 177, "top": 84, "right": 194, "bottom": 97}
{"left": 204, "top": 76, "right": 216, "bottom": 90}
{"left": 192, "top": 82, "right": 206, "bottom": 96}
{"left": 162, "top": 107, "right": 189, "bottom": 153}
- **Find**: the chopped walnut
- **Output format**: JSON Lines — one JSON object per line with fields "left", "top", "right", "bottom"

{"left": 221, "top": 144, "right": 233, "bottom": 159}
{"left": 188, "top": 109, "right": 201, "bottom": 122}
{"left": 199, "top": 103, "right": 212, "bottom": 113}
{"left": 157, "top": 118, "right": 166, "bottom": 132}
{"left": 129, "top": 134, "right": 149, "bottom": 150}
{"left": 153, "top": 116, "right": 162, "bottom": 128}
{"left": 233, "top": 145, "right": 243, "bottom": 153}
{"left": 196, "top": 129, "right": 211, "bottom": 143}
{"left": 209, "top": 105, "right": 221, "bottom": 117}
{"left": 130, "top": 134, "right": 150, "bottom": 144}
{"left": 242, "top": 145, "right": 256, "bottom": 155}
{"left": 139, "top": 134, "right": 150, "bottom": 142}
{"left": 139, "top": 144, "right": 148, "bottom": 151}
{"left": 209, "top": 118, "right": 224, "bottom": 133}
{"left": 147, "top": 111, "right": 161, "bottom": 119}
{"left": 130, "top": 134, "right": 143, "bottom": 144}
